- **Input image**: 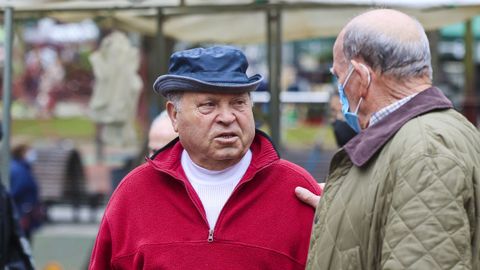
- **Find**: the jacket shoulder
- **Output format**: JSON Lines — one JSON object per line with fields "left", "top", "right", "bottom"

{"left": 390, "top": 109, "right": 480, "bottom": 161}
{"left": 270, "top": 159, "right": 321, "bottom": 193}
{"left": 115, "top": 163, "right": 152, "bottom": 187}
{"left": 107, "top": 163, "right": 157, "bottom": 205}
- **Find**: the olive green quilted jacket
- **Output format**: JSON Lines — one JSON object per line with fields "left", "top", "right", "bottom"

{"left": 307, "top": 87, "right": 480, "bottom": 270}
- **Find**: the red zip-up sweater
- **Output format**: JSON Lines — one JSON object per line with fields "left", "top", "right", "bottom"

{"left": 89, "top": 132, "right": 321, "bottom": 269}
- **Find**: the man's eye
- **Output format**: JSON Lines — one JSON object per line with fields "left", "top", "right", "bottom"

{"left": 234, "top": 99, "right": 247, "bottom": 106}
{"left": 233, "top": 99, "right": 250, "bottom": 110}
{"left": 199, "top": 102, "right": 215, "bottom": 108}
{"left": 198, "top": 102, "right": 215, "bottom": 114}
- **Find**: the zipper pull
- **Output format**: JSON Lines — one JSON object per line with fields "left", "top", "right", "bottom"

{"left": 208, "top": 229, "right": 214, "bottom": 243}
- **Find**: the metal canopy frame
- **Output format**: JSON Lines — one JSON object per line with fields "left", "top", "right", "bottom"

{"left": 1, "top": 7, "right": 12, "bottom": 189}
{"left": 0, "top": 2, "right": 289, "bottom": 188}
{"left": 266, "top": 5, "right": 282, "bottom": 148}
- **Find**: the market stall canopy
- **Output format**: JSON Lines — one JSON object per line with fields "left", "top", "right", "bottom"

{"left": 163, "top": 6, "right": 480, "bottom": 43}
{"left": 3, "top": 0, "right": 480, "bottom": 10}
{"left": 2, "top": 0, "right": 480, "bottom": 43}
{"left": 442, "top": 15, "right": 480, "bottom": 38}
{"left": 23, "top": 18, "right": 99, "bottom": 43}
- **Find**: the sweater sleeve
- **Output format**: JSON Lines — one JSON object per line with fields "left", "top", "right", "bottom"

{"left": 381, "top": 154, "right": 471, "bottom": 269}
{"left": 89, "top": 216, "right": 113, "bottom": 269}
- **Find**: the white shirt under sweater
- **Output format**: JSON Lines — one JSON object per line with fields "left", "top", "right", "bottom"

{"left": 181, "top": 149, "right": 252, "bottom": 229}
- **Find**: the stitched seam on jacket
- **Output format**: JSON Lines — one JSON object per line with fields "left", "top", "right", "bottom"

{"left": 390, "top": 153, "right": 468, "bottom": 269}
{"left": 111, "top": 240, "right": 211, "bottom": 262}
{"left": 110, "top": 240, "right": 305, "bottom": 266}
{"left": 382, "top": 115, "right": 471, "bottom": 269}
{"left": 395, "top": 153, "right": 468, "bottom": 213}
{"left": 214, "top": 240, "right": 306, "bottom": 266}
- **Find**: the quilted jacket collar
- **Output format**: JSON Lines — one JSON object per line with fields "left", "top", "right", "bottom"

{"left": 344, "top": 87, "right": 453, "bottom": 167}
{"left": 147, "top": 129, "right": 280, "bottom": 182}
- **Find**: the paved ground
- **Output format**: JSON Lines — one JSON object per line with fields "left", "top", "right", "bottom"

{"left": 32, "top": 205, "right": 104, "bottom": 270}
{"left": 33, "top": 225, "right": 97, "bottom": 270}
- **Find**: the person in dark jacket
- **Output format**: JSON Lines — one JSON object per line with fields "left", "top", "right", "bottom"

{"left": 10, "top": 144, "right": 42, "bottom": 241}
{"left": 329, "top": 93, "right": 356, "bottom": 147}
{"left": 89, "top": 46, "right": 322, "bottom": 269}
{"left": 0, "top": 183, "right": 35, "bottom": 269}
{"left": 0, "top": 127, "right": 35, "bottom": 268}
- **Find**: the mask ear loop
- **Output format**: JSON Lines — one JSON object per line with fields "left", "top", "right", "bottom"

{"left": 353, "top": 64, "right": 371, "bottom": 114}
{"left": 353, "top": 96, "right": 363, "bottom": 114}
{"left": 342, "top": 65, "right": 355, "bottom": 88}
{"left": 360, "top": 63, "right": 371, "bottom": 87}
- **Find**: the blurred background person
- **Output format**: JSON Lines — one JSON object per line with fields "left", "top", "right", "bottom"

{"left": 10, "top": 143, "right": 43, "bottom": 241}
{"left": 0, "top": 126, "right": 35, "bottom": 269}
{"left": 148, "top": 110, "right": 178, "bottom": 156}
{"left": 329, "top": 93, "right": 356, "bottom": 147}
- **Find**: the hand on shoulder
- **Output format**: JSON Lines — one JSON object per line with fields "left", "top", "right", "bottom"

{"left": 295, "top": 183, "right": 324, "bottom": 208}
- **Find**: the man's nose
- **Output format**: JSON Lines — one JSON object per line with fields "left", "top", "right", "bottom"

{"left": 216, "top": 105, "right": 236, "bottom": 124}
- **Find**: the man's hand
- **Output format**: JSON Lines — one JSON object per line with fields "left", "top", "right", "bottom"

{"left": 295, "top": 183, "right": 324, "bottom": 208}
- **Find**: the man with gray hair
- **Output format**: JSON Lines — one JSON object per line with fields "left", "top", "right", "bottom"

{"left": 299, "top": 9, "right": 480, "bottom": 269}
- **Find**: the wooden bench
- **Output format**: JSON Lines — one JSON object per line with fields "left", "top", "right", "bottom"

{"left": 32, "top": 146, "right": 103, "bottom": 222}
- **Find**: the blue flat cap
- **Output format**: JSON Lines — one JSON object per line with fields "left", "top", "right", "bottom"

{"left": 153, "top": 46, "right": 263, "bottom": 96}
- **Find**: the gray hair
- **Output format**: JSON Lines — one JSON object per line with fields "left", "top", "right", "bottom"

{"left": 165, "top": 91, "right": 184, "bottom": 111}
{"left": 343, "top": 17, "right": 432, "bottom": 80}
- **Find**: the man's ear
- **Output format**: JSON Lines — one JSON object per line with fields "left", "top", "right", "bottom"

{"left": 351, "top": 59, "right": 371, "bottom": 93}
{"left": 166, "top": 102, "right": 179, "bottom": 133}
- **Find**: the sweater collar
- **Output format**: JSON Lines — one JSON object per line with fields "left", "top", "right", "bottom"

{"left": 344, "top": 87, "right": 453, "bottom": 167}
{"left": 147, "top": 129, "right": 279, "bottom": 182}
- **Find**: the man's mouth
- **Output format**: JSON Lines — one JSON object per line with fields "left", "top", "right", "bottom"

{"left": 214, "top": 132, "right": 238, "bottom": 143}
{"left": 216, "top": 132, "right": 237, "bottom": 137}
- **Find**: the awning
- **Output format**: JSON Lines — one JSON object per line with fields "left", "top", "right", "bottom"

{"left": 2, "top": 1, "right": 480, "bottom": 43}
{"left": 164, "top": 6, "right": 480, "bottom": 43}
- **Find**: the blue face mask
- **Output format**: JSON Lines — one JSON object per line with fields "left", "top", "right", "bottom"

{"left": 336, "top": 65, "right": 364, "bottom": 133}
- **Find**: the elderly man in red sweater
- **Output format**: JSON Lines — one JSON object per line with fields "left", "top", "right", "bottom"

{"left": 89, "top": 45, "right": 321, "bottom": 270}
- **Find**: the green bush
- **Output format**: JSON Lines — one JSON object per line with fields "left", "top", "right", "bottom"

{"left": 12, "top": 117, "right": 95, "bottom": 139}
